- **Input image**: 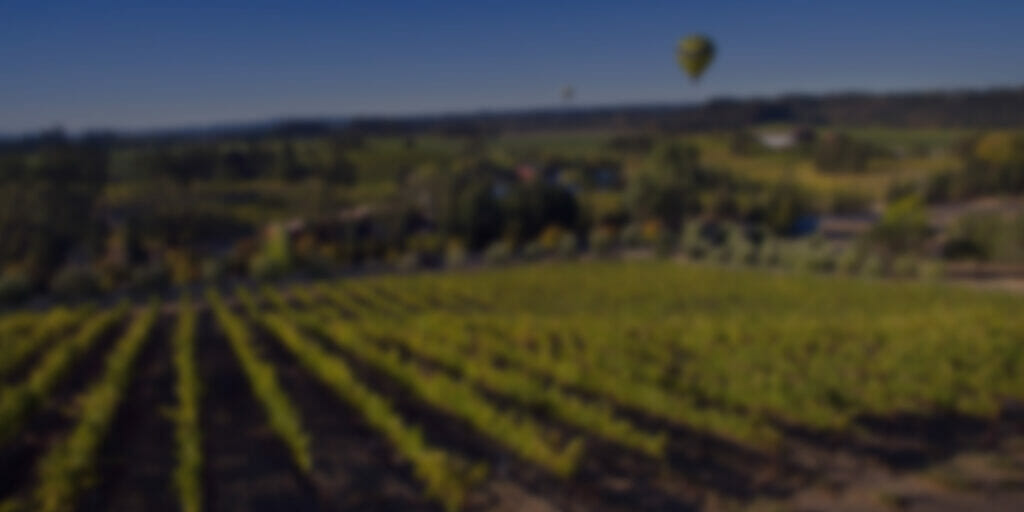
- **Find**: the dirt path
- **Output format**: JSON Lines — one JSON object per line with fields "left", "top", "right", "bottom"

{"left": 196, "top": 312, "right": 320, "bottom": 512}
{"left": 77, "top": 314, "right": 178, "bottom": 512}
{"left": 743, "top": 438, "right": 1024, "bottom": 512}
{"left": 948, "top": 277, "right": 1024, "bottom": 294}
{"left": 248, "top": 324, "right": 440, "bottom": 511}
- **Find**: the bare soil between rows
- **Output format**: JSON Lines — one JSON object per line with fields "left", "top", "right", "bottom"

{"left": 78, "top": 314, "right": 177, "bottom": 512}
{"left": 0, "top": 316, "right": 127, "bottom": 505}
{"left": 5, "top": 304, "right": 1024, "bottom": 511}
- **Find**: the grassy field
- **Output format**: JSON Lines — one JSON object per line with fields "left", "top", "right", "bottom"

{"left": 682, "top": 132, "right": 959, "bottom": 203}
{"left": 0, "top": 260, "right": 1022, "bottom": 511}
{"left": 490, "top": 127, "right": 967, "bottom": 203}
{"left": 94, "top": 126, "right": 981, "bottom": 238}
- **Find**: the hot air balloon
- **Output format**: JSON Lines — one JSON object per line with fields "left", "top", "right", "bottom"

{"left": 561, "top": 85, "right": 575, "bottom": 103}
{"left": 677, "top": 34, "right": 715, "bottom": 82}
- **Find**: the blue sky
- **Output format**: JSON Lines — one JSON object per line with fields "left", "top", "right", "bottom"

{"left": 2, "top": 0, "right": 1023, "bottom": 133}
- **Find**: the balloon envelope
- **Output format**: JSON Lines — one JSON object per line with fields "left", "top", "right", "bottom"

{"left": 677, "top": 35, "right": 715, "bottom": 81}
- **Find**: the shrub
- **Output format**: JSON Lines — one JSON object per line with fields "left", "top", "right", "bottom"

{"left": 869, "top": 195, "right": 930, "bottom": 255}
{"left": 728, "top": 129, "right": 761, "bottom": 156}
{"left": 941, "top": 237, "right": 988, "bottom": 260}
{"left": 482, "top": 240, "right": 514, "bottom": 265}
{"left": 200, "top": 257, "right": 228, "bottom": 282}
{"left": 227, "top": 239, "right": 258, "bottom": 274}
{"left": 860, "top": 254, "right": 885, "bottom": 277}
{"left": 292, "top": 237, "right": 340, "bottom": 276}
{"left": 620, "top": 219, "right": 674, "bottom": 256}
{"left": 165, "top": 249, "right": 198, "bottom": 285}
{"left": 406, "top": 232, "right": 444, "bottom": 266}
{"left": 95, "top": 260, "right": 129, "bottom": 292}
{"left": 811, "top": 252, "right": 837, "bottom": 274}
{"left": 679, "top": 222, "right": 709, "bottom": 260}
{"left": 620, "top": 223, "right": 645, "bottom": 248}
{"left": 50, "top": 265, "right": 101, "bottom": 300}
{"left": 762, "top": 180, "right": 816, "bottom": 235}
{"left": 782, "top": 238, "right": 835, "bottom": 274}
{"left": 249, "top": 223, "right": 292, "bottom": 280}
{"left": 924, "top": 171, "right": 960, "bottom": 203}
{"left": 129, "top": 262, "right": 171, "bottom": 293}
{"left": 0, "top": 269, "right": 32, "bottom": 305}
{"left": 641, "top": 219, "right": 667, "bottom": 248}
{"left": 885, "top": 180, "right": 920, "bottom": 202}
{"left": 444, "top": 239, "right": 468, "bottom": 268}
{"left": 588, "top": 226, "right": 618, "bottom": 255}
{"left": 654, "top": 235, "right": 676, "bottom": 258}
{"left": 919, "top": 260, "right": 945, "bottom": 281}
{"left": 556, "top": 232, "right": 579, "bottom": 258}
{"left": 759, "top": 238, "right": 781, "bottom": 266}
{"left": 941, "top": 212, "right": 1024, "bottom": 263}
{"left": 396, "top": 253, "right": 420, "bottom": 272}
{"left": 829, "top": 190, "right": 872, "bottom": 215}
{"left": 537, "top": 225, "right": 566, "bottom": 253}
{"left": 891, "top": 256, "right": 920, "bottom": 278}
{"left": 835, "top": 248, "right": 862, "bottom": 275}
{"left": 724, "top": 225, "right": 756, "bottom": 265}
{"left": 813, "top": 132, "right": 889, "bottom": 172}
{"left": 295, "top": 249, "right": 335, "bottom": 277}
{"left": 522, "top": 240, "right": 547, "bottom": 260}
{"left": 249, "top": 253, "right": 288, "bottom": 280}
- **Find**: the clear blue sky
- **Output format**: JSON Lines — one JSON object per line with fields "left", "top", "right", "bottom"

{"left": 2, "top": 0, "right": 1023, "bottom": 134}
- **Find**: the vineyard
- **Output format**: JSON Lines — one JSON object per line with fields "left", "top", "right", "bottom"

{"left": 1, "top": 261, "right": 1023, "bottom": 511}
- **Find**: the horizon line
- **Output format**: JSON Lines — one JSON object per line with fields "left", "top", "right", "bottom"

{"left": 4, "top": 81, "right": 1024, "bottom": 141}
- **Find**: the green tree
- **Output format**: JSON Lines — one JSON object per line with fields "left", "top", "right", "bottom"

{"left": 626, "top": 143, "right": 706, "bottom": 230}
{"left": 148, "top": 146, "right": 217, "bottom": 187}
{"left": 437, "top": 159, "right": 507, "bottom": 250}
{"left": 0, "top": 142, "right": 109, "bottom": 275}
{"left": 870, "top": 195, "right": 931, "bottom": 254}
{"left": 813, "top": 132, "right": 888, "bottom": 173}
{"left": 760, "top": 179, "right": 813, "bottom": 234}
{"left": 450, "top": 182, "right": 504, "bottom": 251}
{"left": 504, "top": 182, "right": 579, "bottom": 244}
{"left": 322, "top": 146, "right": 357, "bottom": 185}
{"left": 277, "top": 142, "right": 310, "bottom": 182}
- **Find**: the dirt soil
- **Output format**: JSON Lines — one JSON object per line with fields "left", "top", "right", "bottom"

{"left": 195, "top": 311, "right": 320, "bottom": 512}
{"left": 78, "top": 315, "right": 177, "bottom": 512}
{"left": 6, "top": 303, "right": 1024, "bottom": 511}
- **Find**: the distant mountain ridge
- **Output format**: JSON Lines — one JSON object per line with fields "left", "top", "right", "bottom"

{"left": 5, "top": 85, "right": 1024, "bottom": 144}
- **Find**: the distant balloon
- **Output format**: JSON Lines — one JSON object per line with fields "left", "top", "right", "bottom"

{"left": 677, "top": 34, "right": 715, "bottom": 82}
{"left": 561, "top": 85, "right": 575, "bottom": 102}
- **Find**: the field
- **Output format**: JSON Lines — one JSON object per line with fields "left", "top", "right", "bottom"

{"left": 94, "top": 126, "right": 977, "bottom": 233}
{"left": 2, "top": 261, "right": 1024, "bottom": 511}
{"left": 489, "top": 128, "right": 966, "bottom": 201}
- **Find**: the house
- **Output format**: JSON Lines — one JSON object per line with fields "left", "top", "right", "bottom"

{"left": 515, "top": 164, "right": 539, "bottom": 183}
{"left": 757, "top": 131, "right": 797, "bottom": 150}
{"left": 756, "top": 127, "right": 817, "bottom": 151}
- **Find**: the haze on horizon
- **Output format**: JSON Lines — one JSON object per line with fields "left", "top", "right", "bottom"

{"left": 3, "top": 0, "right": 1023, "bottom": 135}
